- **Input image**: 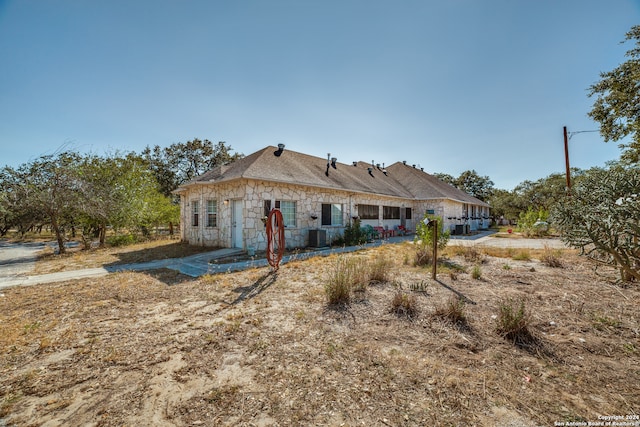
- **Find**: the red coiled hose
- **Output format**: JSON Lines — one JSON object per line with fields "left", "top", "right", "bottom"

{"left": 266, "top": 209, "right": 285, "bottom": 271}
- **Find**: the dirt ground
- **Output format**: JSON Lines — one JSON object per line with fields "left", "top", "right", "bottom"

{"left": 1, "top": 241, "right": 639, "bottom": 426}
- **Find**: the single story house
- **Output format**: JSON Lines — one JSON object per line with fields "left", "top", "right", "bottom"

{"left": 174, "top": 145, "right": 490, "bottom": 250}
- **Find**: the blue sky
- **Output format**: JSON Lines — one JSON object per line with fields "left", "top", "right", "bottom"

{"left": 1, "top": 1, "right": 638, "bottom": 190}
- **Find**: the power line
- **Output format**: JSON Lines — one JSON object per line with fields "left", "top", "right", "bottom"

{"left": 567, "top": 130, "right": 599, "bottom": 140}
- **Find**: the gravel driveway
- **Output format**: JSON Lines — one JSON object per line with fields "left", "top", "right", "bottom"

{"left": 0, "top": 240, "right": 45, "bottom": 282}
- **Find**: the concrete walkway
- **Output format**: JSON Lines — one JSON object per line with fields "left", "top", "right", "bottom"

{"left": 448, "top": 230, "right": 567, "bottom": 249}
{"left": 0, "top": 248, "right": 244, "bottom": 290}
{"left": 0, "top": 232, "right": 567, "bottom": 290}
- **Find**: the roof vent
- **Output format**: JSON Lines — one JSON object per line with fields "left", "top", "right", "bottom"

{"left": 367, "top": 167, "right": 374, "bottom": 177}
{"left": 382, "top": 169, "right": 388, "bottom": 176}
{"left": 331, "top": 157, "right": 337, "bottom": 169}
{"left": 412, "top": 164, "right": 416, "bottom": 168}
{"left": 325, "top": 153, "right": 331, "bottom": 176}
{"left": 403, "top": 160, "right": 407, "bottom": 165}
{"left": 421, "top": 167, "right": 424, "bottom": 172}
{"left": 376, "top": 163, "right": 381, "bottom": 170}
{"left": 274, "top": 144, "right": 285, "bottom": 157}
{"left": 352, "top": 161, "right": 357, "bottom": 166}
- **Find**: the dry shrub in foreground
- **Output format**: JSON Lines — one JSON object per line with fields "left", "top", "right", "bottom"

{"left": 325, "top": 255, "right": 378, "bottom": 303}
{"left": 369, "top": 254, "right": 393, "bottom": 283}
{"left": 390, "top": 290, "right": 418, "bottom": 318}
{"left": 325, "top": 254, "right": 394, "bottom": 304}
{"left": 414, "top": 246, "right": 433, "bottom": 266}
{"left": 454, "top": 246, "right": 485, "bottom": 263}
{"left": 325, "top": 257, "right": 356, "bottom": 304}
{"left": 434, "top": 295, "right": 467, "bottom": 324}
{"left": 541, "top": 247, "right": 564, "bottom": 268}
{"left": 496, "top": 297, "right": 531, "bottom": 341}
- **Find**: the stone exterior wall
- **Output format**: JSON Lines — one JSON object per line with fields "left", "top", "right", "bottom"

{"left": 179, "top": 179, "right": 488, "bottom": 249}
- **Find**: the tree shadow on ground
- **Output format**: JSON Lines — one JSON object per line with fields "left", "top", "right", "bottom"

{"left": 435, "top": 279, "right": 477, "bottom": 306}
{"left": 144, "top": 268, "right": 196, "bottom": 286}
{"left": 225, "top": 271, "right": 278, "bottom": 305}
{"left": 505, "top": 329, "right": 560, "bottom": 362}
{"left": 109, "top": 242, "right": 217, "bottom": 265}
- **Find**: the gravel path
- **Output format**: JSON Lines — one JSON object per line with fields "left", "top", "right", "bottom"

{"left": 0, "top": 240, "right": 44, "bottom": 281}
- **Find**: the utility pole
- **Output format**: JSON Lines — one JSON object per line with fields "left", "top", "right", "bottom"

{"left": 432, "top": 219, "right": 438, "bottom": 280}
{"left": 563, "top": 126, "right": 571, "bottom": 193}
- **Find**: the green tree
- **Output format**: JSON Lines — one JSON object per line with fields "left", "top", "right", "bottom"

{"left": 434, "top": 170, "right": 494, "bottom": 202}
{"left": 514, "top": 170, "right": 583, "bottom": 212}
{"left": 433, "top": 172, "right": 456, "bottom": 186}
{"left": 552, "top": 163, "right": 640, "bottom": 282}
{"left": 487, "top": 188, "right": 523, "bottom": 222}
{"left": 142, "top": 139, "right": 243, "bottom": 196}
{"left": 454, "top": 170, "right": 494, "bottom": 202}
{"left": 518, "top": 207, "right": 549, "bottom": 237}
{"left": 588, "top": 25, "right": 640, "bottom": 163}
{"left": 76, "top": 152, "right": 160, "bottom": 247}
{"left": 19, "top": 152, "right": 83, "bottom": 254}
{"left": 414, "top": 214, "right": 450, "bottom": 266}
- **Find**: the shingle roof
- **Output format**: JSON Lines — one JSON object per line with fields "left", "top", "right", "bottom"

{"left": 179, "top": 146, "right": 489, "bottom": 207}
{"left": 386, "top": 162, "right": 491, "bottom": 207}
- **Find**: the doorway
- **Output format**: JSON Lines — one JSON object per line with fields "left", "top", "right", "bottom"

{"left": 231, "top": 200, "right": 243, "bottom": 248}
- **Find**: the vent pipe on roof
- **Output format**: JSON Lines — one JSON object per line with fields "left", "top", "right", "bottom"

{"left": 325, "top": 153, "right": 331, "bottom": 176}
{"left": 331, "top": 157, "right": 337, "bottom": 169}
{"left": 421, "top": 167, "right": 424, "bottom": 172}
{"left": 367, "top": 167, "right": 374, "bottom": 177}
{"left": 412, "top": 164, "right": 416, "bottom": 168}
{"left": 274, "top": 144, "right": 285, "bottom": 157}
{"left": 352, "top": 161, "right": 357, "bottom": 166}
{"left": 403, "top": 160, "right": 407, "bottom": 165}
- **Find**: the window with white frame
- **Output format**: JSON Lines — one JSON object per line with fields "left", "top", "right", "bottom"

{"left": 275, "top": 200, "right": 296, "bottom": 227}
{"left": 191, "top": 200, "right": 199, "bottom": 227}
{"left": 206, "top": 200, "right": 217, "bottom": 227}
{"left": 321, "top": 203, "right": 343, "bottom": 226}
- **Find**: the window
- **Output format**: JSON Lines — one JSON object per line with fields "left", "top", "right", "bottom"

{"left": 275, "top": 200, "right": 296, "bottom": 227}
{"left": 383, "top": 206, "right": 400, "bottom": 220}
{"left": 191, "top": 200, "right": 199, "bottom": 227}
{"left": 321, "top": 203, "right": 343, "bottom": 226}
{"left": 426, "top": 209, "right": 435, "bottom": 215}
{"left": 358, "top": 204, "right": 379, "bottom": 219}
{"left": 206, "top": 200, "right": 217, "bottom": 227}
{"left": 405, "top": 207, "right": 412, "bottom": 220}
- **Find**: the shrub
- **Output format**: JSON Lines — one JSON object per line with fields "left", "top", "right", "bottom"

{"left": 350, "top": 258, "right": 370, "bottom": 292}
{"left": 471, "top": 265, "right": 482, "bottom": 280}
{"left": 343, "top": 219, "right": 369, "bottom": 246}
{"left": 512, "top": 250, "right": 531, "bottom": 261}
{"left": 107, "top": 234, "right": 137, "bottom": 247}
{"left": 552, "top": 164, "right": 640, "bottom": 282}
{"left": 369, "top": 254, "right": 392, "bottom": 283}
{"left": 325, "top": 257, "right": 354, "bottom": 304}
{"left": 414, "top": 247, "right": 433, "bottom": 266}
{"left": 409, "top": 280, "right": 429, "bottom": 292}
{"left": 496, "top": 298, "right": 530, "bottom": 341}
{"left": 434, "top": 296, "right": 467, "bottom": 324}
{"left": 541, "top": 247, "right": 564, "bottom": 268}
{"left": 518, "top": 207, "right": 550, "bottom": 237}
{"left": 390, "top": 291, "right": 418, "bottom": 318}
{"left": 325, "top": 256, "right": 376, "bottom": 303}
{"left": 461, "top": 246, "right": 484, "bottom": 263}
{"left": 413, "top": 214, "right": 450, "bottom": 267}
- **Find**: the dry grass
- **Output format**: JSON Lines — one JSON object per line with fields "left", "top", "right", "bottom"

{"left": 1, "top": 243, "right": 639, "bottom": 426}
{"left": 34, "top": 238, "right": 215, "bottom": 274}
